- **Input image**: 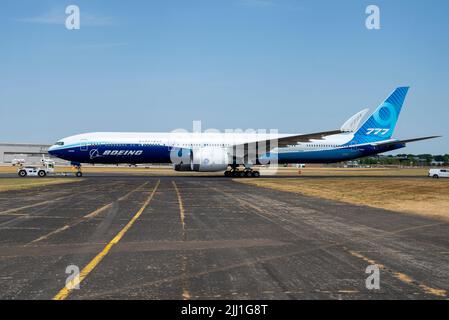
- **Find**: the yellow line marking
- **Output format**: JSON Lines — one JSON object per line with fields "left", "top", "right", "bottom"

{"left": 418, "top": 284, "right": 447, "bottom": 297}
{"left": 348, "top": 250, "right": 385, "bottom": 269}
{"left": 172, "top": 181, "right": 191, "bottom": 300}
{"left": 27, "top": 182, "right": 149, "bottom": 245}
{"left": 181, "top": 255, "right": 191, "bottom": 300}
{"left": 53, "top": 180, "right": 160, "bottom": 300}
{"left": 347, "top": 249, "right": 447, "bottom": 298}
{"left": 172, "top": 181, "right": 185, "bottom": 233}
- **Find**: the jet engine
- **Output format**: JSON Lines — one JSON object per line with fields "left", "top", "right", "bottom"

{"left": 173, "top": 147, "right": 229, "bottom": 172}
{"left": 191, "top": 147, "right": 229, "bottom": 172}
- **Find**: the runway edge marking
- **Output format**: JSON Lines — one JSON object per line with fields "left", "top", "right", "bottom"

{"left": 53, "top": 179, "right": 160, "bottom": 300}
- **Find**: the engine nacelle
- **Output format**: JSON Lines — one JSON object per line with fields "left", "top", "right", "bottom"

{"left": 191, "top": 147, "right": 229, "bottom": 172}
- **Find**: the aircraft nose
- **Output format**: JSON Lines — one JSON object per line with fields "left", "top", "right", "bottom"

{"left": 48, "top": 145, "right": 57, "bottom": 155}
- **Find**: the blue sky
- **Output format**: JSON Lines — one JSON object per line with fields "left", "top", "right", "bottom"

{"left": 1, "top": 0, "right": 448, "bottom": 153}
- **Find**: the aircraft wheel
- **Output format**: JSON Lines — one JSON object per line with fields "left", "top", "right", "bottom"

{"left": 252, "top": 171, "right": 260, "bottom": 178}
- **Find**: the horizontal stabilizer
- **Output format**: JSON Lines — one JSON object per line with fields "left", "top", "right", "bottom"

{"left": 372, "top": 135, "right": 441, "bottom": 146}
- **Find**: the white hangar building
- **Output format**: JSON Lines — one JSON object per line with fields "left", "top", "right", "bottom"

{"left": 0, "top": 142, "right": 67, "bottom": 165}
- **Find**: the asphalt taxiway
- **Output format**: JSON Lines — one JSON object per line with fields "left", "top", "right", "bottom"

{"left": 0, "top": 176, "right": 448, "bottom": 299}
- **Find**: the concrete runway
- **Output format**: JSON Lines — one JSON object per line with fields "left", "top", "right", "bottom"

{"left": 0, "top": 176, "right": 448, "bottom": 299}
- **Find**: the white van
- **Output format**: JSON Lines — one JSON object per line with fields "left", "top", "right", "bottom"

{"left": 428, "top": 168, "right": 449, "bottom": 178}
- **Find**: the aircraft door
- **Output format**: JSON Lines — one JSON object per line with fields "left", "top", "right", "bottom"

{"left": 80, "top": 139, "right": 89, "bottom": 151}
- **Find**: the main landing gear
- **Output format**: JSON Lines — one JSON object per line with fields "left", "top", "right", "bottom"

{"left": 224, "top": 166, "right": 260, "bottom": 178}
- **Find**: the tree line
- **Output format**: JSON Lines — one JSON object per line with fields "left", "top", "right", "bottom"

{"left": 358, "top": 154, "right": 449, "bottom": 166}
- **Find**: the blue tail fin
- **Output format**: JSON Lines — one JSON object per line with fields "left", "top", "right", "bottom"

{"left": 352, "top": 87, "right": 409, "bottom": 144}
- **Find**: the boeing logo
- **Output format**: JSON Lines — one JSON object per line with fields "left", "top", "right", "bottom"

{"left": 103, "top": 150, "right": 143, "bottom": 156}
{"left": 89, "top": 149, "right": 143, "bottom": 160}
{"left": 89, "top": 149, "right": 102, "bottom": 160}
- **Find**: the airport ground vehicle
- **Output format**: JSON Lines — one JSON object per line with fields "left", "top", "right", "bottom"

{"left": 11, "top": 159, "right": 25, "bottom": 166}
{"left": 18, "top": 164, "right": 54, "bottom": 177}
{"left": 428, "top": 168, "right": 449, "bottom": 178}
{"left": 17, "top": 157, "right": 55, "bottom": 177}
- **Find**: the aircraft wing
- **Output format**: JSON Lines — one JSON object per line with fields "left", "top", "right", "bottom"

{"left": 228, "top": 129, "right": 343, "bottom": 162}
{"left": 273, "top": 130, "right": 345, "bottom": 147}
{"left": 233, "top": 129, "right": 342, "bottom": 149}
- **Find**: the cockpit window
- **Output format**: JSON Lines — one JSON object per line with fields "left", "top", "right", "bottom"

{"left": 55, "top": 141, "right": 64, "bottom": 146}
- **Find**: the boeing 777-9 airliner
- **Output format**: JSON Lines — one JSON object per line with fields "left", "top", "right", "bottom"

{"left": 48, "top": 87, "right": 440, "bottom": 177}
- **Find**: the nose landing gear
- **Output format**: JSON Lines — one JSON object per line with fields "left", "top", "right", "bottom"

{"left": 72, "top": 164, "right": 83, "bottom": 177}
